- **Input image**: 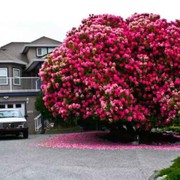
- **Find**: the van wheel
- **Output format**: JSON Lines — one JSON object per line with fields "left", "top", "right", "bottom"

{"left": 23, "top": 130, "right": 29, "bottom": 139}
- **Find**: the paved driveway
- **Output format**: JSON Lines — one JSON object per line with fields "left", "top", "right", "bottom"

{"left": 0, "top": 134, "right": 179, "bottom": 180}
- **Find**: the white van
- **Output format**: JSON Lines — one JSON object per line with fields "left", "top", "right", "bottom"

{"left": 0, "top": 109, "right": 28, "bottom": 138}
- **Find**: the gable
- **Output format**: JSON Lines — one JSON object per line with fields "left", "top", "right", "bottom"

{"left": 30, "top": 36, "right": 61, "bottom": 44}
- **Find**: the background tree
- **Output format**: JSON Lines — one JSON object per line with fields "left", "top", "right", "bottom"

{"left": 35, "top": 92, "right": 54, "bottom": 120}
{"left": 35, "top": 92, "right": 54, "bottom": 133}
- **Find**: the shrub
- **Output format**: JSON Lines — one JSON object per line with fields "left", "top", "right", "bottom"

{"left": 39, "top": 13, "right": 180, "bottom": 132}
{"left": 35, "top": 92, "right": 54, "bottom": 120}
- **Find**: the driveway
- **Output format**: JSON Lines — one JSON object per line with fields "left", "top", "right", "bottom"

{"left": 0, "top": 134, "right": 179, "bottom": 180}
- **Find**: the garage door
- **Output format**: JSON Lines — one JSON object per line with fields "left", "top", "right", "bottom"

{"left": 0, "top": 103, "right": 25, "bottom": 116}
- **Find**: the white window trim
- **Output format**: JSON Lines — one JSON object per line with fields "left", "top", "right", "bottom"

{"left": 36, "top": 48, "right": 42, "bottom": 57}
{"left": 0, "top": 68, "right": 8, "bottom": 85}
{"left": 13, "top": 68, "right": 21, "bottom": 85}
{"left": 36, "top": 48, "right": 48, "bottom": 57}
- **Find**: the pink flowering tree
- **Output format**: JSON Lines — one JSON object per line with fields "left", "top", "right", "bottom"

{"left": 126, "top": 14, "right": 180, "bottom": 128}
{"left": 39, "top": 13, "right": 180, "bottom": 137}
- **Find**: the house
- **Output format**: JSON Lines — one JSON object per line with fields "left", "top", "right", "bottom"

{"left": 0, "top": 36, "right": 61, "bottom": 133}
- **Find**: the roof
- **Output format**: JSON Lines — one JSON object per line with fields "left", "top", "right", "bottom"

{"left": 0, "top": 45, "right": 27, "bottom": 65}
{"left": 31, "top": 36, "right": 60, "bottom": 44}
{"left": 0, "top": 36, "right": 61, "bottom": 66}
{"left": 21, "top": 36, "right": 61, "bottom": 53}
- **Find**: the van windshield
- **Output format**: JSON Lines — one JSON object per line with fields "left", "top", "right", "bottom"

{"left": 0, "top": 110, "right": 23, "bottom": 118}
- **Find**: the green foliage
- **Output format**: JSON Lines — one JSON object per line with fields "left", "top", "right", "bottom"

{"left": 157, "top": 157, "right": 180, "bottom": 180}
{"left": 77, "top": 115, "right": 108, "bottom": 131}
{"left": 57, "top": 113, "right": 79, "bottom": 128}
{"left": 162, "top": 126, "right": 180, "bottom": 133}
{"left": 35, "top": 92, "right": 54, "bottom": 120}
{"left": 169, "top": 126, "right": 180, "bottom": 133}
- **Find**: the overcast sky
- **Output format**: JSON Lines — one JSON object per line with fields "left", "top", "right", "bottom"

{"left": 0, "top": 0, "right": 179, "bottom": 47}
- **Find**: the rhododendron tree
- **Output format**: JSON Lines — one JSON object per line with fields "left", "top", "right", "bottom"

{"left": 39, "top": 13, "right": 180, "bottom": 134}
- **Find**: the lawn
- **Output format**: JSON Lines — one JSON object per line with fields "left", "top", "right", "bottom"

{"left": 156, "top": 157, "right": 180, "bottom": 180}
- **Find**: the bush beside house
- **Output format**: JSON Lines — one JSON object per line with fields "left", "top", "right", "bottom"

{"left": 39, "top": 13, "right": 180, "bottom": 141}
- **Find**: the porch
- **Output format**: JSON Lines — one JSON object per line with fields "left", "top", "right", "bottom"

{"left": 0, "top": 77, "right": 41, "bottom": 92}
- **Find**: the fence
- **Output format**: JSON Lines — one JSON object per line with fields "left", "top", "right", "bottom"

{"left": 0, "top": 77, "right": 41, "bottom": 92}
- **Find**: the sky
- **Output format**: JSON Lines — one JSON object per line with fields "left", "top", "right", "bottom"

{"left": 0, "top": 0, "right": 179, "bottom": 47}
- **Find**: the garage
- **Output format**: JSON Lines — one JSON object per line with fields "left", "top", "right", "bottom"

{"left": 0, "top": 102, "right": 26, "bottom": 116}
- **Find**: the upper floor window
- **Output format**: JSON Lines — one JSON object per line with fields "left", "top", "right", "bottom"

{"left": 0, "top": 68, "right": 8, "bottom": 85}
{"left": 13, "top": 68, "right": 21, "bottom": 85}
{"left": 36, "top": 47, "right": 55, "bottom": 57}
{"left": 48, "top": 48, "right": 55, "bottom": 53}
{"left": 36, "top": 48, "right": 47, "bottom": 57}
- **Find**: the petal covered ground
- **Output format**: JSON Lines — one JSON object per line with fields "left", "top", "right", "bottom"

{"left": 34, "top": 131, "right": 180, "bottom": 150}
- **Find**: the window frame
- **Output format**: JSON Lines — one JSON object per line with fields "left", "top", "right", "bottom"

{"left": 13, "top": 68, "right": 21, "bottom": 86}
{"left": 0, "top": 67, "right": 8, "bottom": 85}
{"left": 36, "top": 47, "right": 55, "bottom": 57}
{"left": 36, "top": 47, "right": 48, "bottom": 57}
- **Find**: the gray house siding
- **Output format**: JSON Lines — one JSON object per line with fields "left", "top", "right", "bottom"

{"left": 0, "top": 36, "right": 61, "bottom": 134}
{"left": 26, "top": 48, "right": 37, "bottom": 62}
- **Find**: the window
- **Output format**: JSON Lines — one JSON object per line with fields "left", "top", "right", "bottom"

{"left": 0, "top": 105, "right": 5, "bottom": 109}
{"left": 36, "top": 47, "right": 55, "bottom": 57}
{"left": 16, "top": 104, "right": 21, "bottom": 108}
{"left": 36, "top": 48, "right": 48, "bottom": 57}
{"left": 48, "top": 48, "right": 55, "bottom": 53}
{"left": 13, "top": 68, "right": 21, "bottom": 85}
{"left": 7, "top": 104, "right": 13, "bottom": 108}
{"left": 0, "top": 68, "right": 8, "bottom": 85}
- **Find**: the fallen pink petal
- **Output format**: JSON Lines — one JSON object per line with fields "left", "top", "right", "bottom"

{"left": 33, "top": 131, "right": 180, "bottom": 150}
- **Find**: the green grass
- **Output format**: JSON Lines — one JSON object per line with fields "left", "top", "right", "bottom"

{"left": 157, "top": 157, "right": 180, "bottom": 180}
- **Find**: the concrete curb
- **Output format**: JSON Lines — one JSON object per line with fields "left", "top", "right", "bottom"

{"left": 149, "top": 171, "right": 160, "bottom": 180}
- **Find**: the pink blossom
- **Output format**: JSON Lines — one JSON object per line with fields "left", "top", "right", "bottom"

{"left": 39, "top": 13, "right": 180, "bottom": 130}
{"left": 33, "top": 131, "right": 180, "bottom": 150}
